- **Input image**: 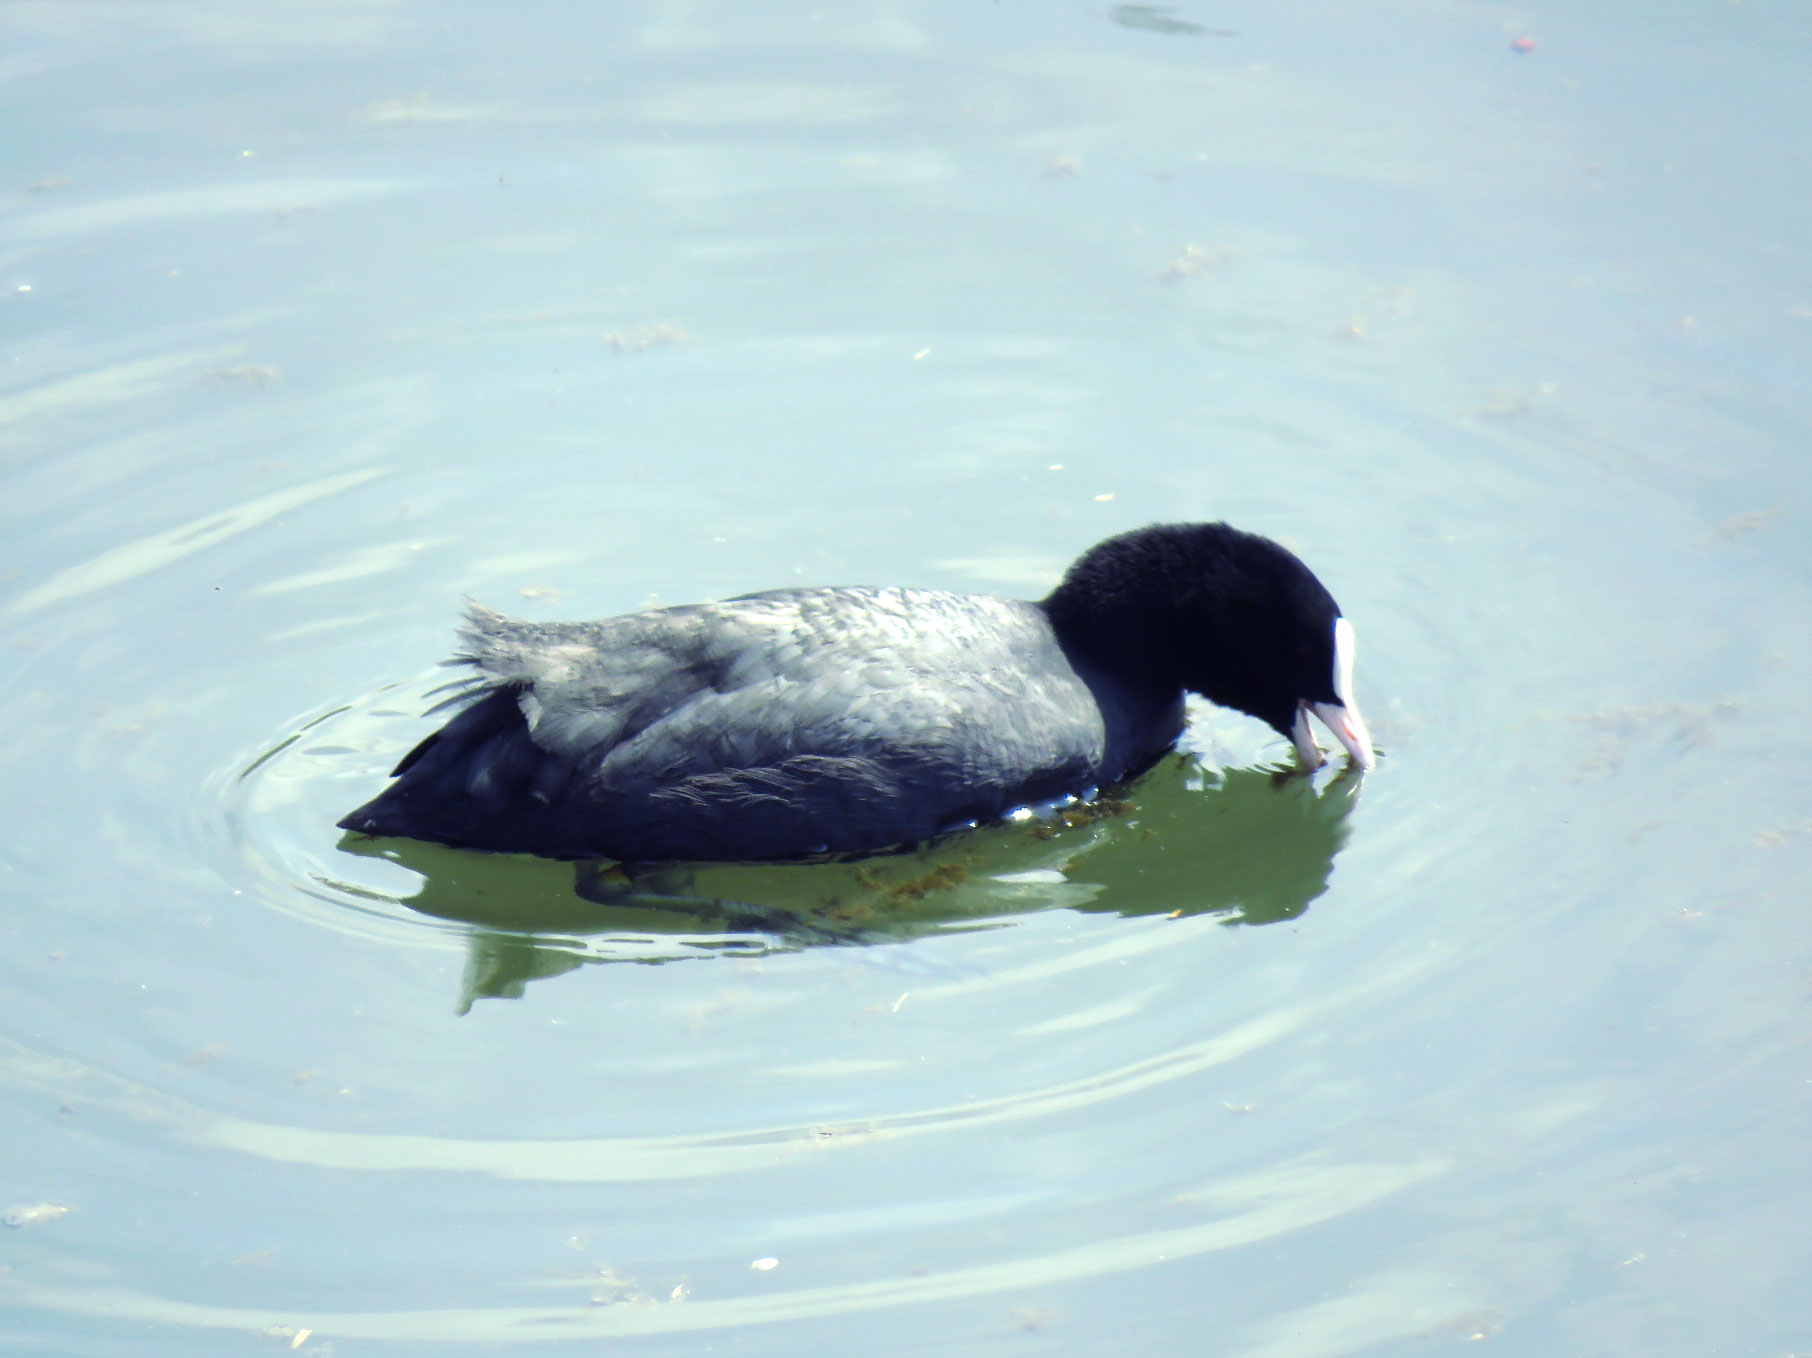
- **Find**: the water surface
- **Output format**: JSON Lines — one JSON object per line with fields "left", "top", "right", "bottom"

{"left": 4, "top": 2, "right": 1811, "bottom": 1353}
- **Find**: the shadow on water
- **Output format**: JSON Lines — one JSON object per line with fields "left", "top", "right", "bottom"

{"left": 333, "top": 756, "right": 1363, "bottom": 1011}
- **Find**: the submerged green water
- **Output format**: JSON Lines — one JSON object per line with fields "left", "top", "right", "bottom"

{"left": 5, "top": 2, "right": 1811, "bottom": 1353}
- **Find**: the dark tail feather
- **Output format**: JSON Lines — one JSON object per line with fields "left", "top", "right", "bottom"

{"left": 337, "top": 686, "right": 594, "bottom": 855}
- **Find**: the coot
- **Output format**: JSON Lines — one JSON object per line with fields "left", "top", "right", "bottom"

{"left": 338, "top": 522, "right": 1373, "bottom": 862}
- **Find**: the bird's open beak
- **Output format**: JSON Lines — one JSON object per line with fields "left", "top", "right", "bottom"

{"left": 1290, "top": 615, "right": 1376, "bottom": 771}
{"left": 1292, "top": 699, "right": 1374, "bottom": 771}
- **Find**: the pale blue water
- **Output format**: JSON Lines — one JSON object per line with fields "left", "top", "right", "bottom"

{"left": 4, "top": 2, "right": 1811, "bottom": 1353}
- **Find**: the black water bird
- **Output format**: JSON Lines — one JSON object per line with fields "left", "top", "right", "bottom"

{"left": 338, "top": 522, "right": 1373, "bottom": 862}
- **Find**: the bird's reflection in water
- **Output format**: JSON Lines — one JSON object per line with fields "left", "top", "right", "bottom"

{"left": 336, "top": 755, "right": 1362, "bottom": 1011}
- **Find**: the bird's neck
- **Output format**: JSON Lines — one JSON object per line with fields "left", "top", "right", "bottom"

{"left": 1039, "top": 583, "right": 1202, "bottom": 697}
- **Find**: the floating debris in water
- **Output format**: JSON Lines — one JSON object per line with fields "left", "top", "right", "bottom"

{"left": 1472, "top": 381, "right": 1557, "bottom": 420}
{"left": 1450, "top": 1308, "right": 1505, "bottom": 1341}
{"left": 1010, "top": 1305, "right": 1058, "bottom": 1333}
{"left": 1706, "top": 508, "right": 1783, "bottom": 542}
{"left": 812, "top": 1122, "right": 878, "bottom": 1145}
{"left": 601, "top": 322, "right": 689, "bottom": 353}
{"left": 1111, "top": 5, "right": 1235, "bottom": 36}
{"left": 1027, "top": 796, "right": 1132, "bottom": 840}
{"left": 750, "top": 1256, "right": 779, "bottom": 1271}
{"left": 588, "top": 1265, "right": 653, "bottom": 1306}
{"left": 1158, "top": 243, "right": 1229, "bottom": 284}
{"left": 1753, "top": 820, "right": 1812, "bottom": 848}
{"left": 3, "top": 1202, "right": 71, "bottom": 1229}
{"left": 204, "top": 363, "right": 280, "bottom": 389}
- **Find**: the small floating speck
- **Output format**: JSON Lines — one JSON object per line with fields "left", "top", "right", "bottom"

{"left": 912, "top": 347, "right": 932, "bottom": 360}
{"left": 203, "top": 363, "right": 279, "bottom": 388}
{"left": 1159, "top": 242, "right": 1227, "bottom": 283}
{"left": 750, "top": 1256, "right": 779, "bottom": 1271}
{"left": 1093, "top": 493, "right": 1115, "bottom": 503}
{"left": 601, "top": 322, "right": 689, "bottom": 353}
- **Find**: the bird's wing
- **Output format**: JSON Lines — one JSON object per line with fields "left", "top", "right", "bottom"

{"left": 448, "top": 590, "right": 1097, "bottom": 792}
{"left": 445, "top": 599, "right": 726, "bottom": 763}
{"left": 586, "top": 590, "right": 1101, "bottom": 795}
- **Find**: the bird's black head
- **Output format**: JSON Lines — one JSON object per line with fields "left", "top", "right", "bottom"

{"left": 1043, "top": 522, "right": 1373, "bottom": 769}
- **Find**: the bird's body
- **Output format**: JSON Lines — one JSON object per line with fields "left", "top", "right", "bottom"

{"left": 338, "top": 523, "right": 1373, "bottom": 862}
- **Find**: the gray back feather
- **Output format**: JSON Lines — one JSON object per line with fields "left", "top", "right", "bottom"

{"left": 445, "top": 589, "right": 1102, "bottom": 791}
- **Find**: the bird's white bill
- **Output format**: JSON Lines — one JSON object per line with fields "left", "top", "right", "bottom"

{"left": 1308, "top": 699, "right": 1374, "bottom": 770}
{"left": 1290, "top": 701, "right": 1374, "bottom": 770}
{"left": 1290, "top": 705, "right": 1328, "bottom": 769}
{"left": 1292, "top": 617, "right": 1376, "bottom": 771}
